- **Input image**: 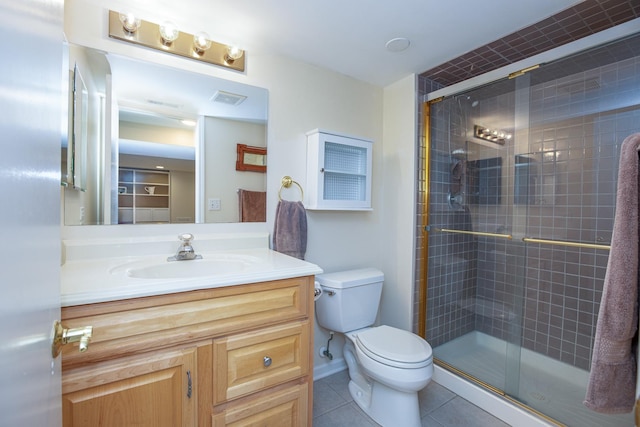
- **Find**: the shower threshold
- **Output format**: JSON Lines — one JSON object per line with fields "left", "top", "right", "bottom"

{"left": 434, "top": 331, "right": 633, "bottom": 427}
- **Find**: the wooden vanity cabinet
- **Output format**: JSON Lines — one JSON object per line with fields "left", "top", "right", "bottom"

{"left": 61, "top": 276, "right": 315, "bottom": 427}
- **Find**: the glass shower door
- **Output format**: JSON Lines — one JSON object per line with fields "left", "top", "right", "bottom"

{"left": 426, "top": 77, "right": 526, "bottom": 396}
{"left": 424, "top": 32, "right": 640, "bottom": 427}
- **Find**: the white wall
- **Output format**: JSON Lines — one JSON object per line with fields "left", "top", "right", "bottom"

{"left": 203, "top": 117, "right": 266, "bottom": 223}
{"left": 170, "top": 170, "right": 196, "bottom": 223}
{"left": 379, "top": 74, "right": 418, "bottom": 331}
{"left": 63, "top": 0, "right": 417, "bottom": 376}
{"left": 119, "top": 122, "right": 195, "bottom": 147}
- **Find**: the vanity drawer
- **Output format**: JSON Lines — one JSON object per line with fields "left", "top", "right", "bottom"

{"left": 212, "top": 382, "right": 308, "bottom": 427}
{"left": 61, "top": 277, "right": 311, "bottom": 369}
{"left": 213, "top": 320, "right": 310, "bottom": 405}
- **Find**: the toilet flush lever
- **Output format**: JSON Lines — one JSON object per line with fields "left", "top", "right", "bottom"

{"left": 51, "top": 320, "right": 93, "bottom": 358}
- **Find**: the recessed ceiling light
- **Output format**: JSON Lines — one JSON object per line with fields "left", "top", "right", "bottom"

{"left": 155, "top": 165, "right": 165, "bottom": 169}
{"left": 385, "top": 37, "right": 411, "bottom": 53}
{"left": 181, "top": 119, "right": 197, "bottom": 126}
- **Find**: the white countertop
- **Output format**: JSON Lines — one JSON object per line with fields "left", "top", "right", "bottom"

{"left": 61, "top": 247, "right": 323, "bottom": 307}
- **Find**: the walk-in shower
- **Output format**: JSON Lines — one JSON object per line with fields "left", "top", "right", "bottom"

{"left": 418, "top": 32, "right": 640, "bottom": 426}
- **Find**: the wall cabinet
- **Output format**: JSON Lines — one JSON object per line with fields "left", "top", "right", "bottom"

{"left": 118, "top": 168, "right": 170, "bottom": 224}
{"left": 61, "top": 276, "right": 314, "bottom": 427}
{"left": 306, "top": 129, "right": 373, "bottom": 210}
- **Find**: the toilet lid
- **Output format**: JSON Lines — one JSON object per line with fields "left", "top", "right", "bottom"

{"left": 355, "top": 325, "right": 432, "bottom": 366}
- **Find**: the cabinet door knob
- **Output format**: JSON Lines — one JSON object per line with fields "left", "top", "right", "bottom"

{"left": 263, "top": 356, "right": 272, "bottom": 367}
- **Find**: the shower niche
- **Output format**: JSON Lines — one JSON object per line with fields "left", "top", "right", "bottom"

{"left": 449, "top": 140, "right": 503, "bottom": 207}
{"left": 466, "top": 156, "right": 502, "bottom": 205}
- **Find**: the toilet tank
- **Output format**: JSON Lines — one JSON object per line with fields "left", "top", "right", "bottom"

{"left": 315, "top": 268, "right": 384, "bottom": 333}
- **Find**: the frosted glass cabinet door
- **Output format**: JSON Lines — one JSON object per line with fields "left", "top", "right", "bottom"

{"left": 306, "top": 129, "right": 372, "bottom": 210}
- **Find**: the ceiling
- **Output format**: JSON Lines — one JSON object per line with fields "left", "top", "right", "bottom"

{"left": 95, "top": 0, "right": 587, "bottom": 87}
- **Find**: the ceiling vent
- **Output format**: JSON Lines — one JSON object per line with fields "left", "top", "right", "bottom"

{"left": 210, "top": 90, "right": 247, "bottom": 106}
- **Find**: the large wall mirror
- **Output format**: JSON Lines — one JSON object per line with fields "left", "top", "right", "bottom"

{"left": 62, "top": 44, "right": 268, "bottom": 226}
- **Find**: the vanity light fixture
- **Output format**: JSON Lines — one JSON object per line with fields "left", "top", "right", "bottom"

{"left": 193, "top": 32, "right": 212, "bottom": 54}
{"left": 474, "top": 125, "right": 512, "bottom": 145}
{"left": 181, "top": 119, "right": 197, "bottom": 127}
{"left": 224, "top": 46, "right": 244, "bottom": 64}
{"left": 108, "top": 10, "right": 246, "bottom": 72}
{"left": 119, "top": 12, "right": 141, "bottom": 33}
{"left": 159, "top": 21, "right": 179, "bottom": 44}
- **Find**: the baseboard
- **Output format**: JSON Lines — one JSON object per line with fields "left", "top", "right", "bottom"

{"left": 313, "top": 357, "right": 347, "bottom": 381}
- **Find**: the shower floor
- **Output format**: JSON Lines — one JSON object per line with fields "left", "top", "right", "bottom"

{"left": 434, "top": 331, "right": 633, "bottom": 427}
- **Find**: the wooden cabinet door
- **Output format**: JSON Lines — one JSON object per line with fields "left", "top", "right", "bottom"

{"left": 62, "top": 347, "right": 196, "bottom": 427}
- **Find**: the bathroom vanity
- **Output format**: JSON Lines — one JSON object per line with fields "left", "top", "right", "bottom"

{"left": 59, "top": 234, "right": 321, "bottom": 427}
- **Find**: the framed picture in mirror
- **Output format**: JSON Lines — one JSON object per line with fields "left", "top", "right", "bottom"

{"left": 236, "top": 144, "right": 267, "bottom": 173}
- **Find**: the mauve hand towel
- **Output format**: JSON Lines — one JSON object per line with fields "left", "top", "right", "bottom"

{"left": 584, "top": 132, "right": 640, "bottom": 413}
{"left": 238, "top": 189, "right": 266, "bottom": 222}
{"left": 272, "top": 200, "right": 307, "bottom": 260}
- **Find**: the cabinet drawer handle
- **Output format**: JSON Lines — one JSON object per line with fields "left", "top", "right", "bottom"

{"left": 186, "top": 370, "right": 192, "bottom": 399}
{"left": 263, "top": 356, "right": 272, "bottom": 367}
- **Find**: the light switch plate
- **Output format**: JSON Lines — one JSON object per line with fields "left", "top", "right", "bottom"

{"left": 207, "top": 198, "right": 221, "bottom": 211}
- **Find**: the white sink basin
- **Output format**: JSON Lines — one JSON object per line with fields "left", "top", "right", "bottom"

{"left": 110, "top": 254, "right": 263, "bottom": 279}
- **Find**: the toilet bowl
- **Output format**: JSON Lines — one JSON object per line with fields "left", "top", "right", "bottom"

{"left": 350, "top": 325, "right": 433, "bottom": 391}
{"left": 345, "top": 326, "right": 433, "bottom": 427}
{"left": 315, "top": 268, "right": 433, "bottom": 427}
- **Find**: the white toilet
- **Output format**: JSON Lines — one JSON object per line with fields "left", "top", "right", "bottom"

{"left": 315, "top": 268, "right": 433, "bottom": 427}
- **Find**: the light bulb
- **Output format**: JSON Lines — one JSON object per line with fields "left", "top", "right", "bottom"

{"left": 225, "top": 46, "right": 244, "bottom": 63}
{"left": 119, "top": 12, "right": 141, "bottom": 33}
{"left": 193, "top": 32, "right": 211, "bottom": 53}
{"left": 159, "top": 21, "right": 179, "bottom": 44}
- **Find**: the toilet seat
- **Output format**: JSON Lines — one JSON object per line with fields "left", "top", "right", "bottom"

{"left": 355, "top": 325, "right": 432, "bottom": 369}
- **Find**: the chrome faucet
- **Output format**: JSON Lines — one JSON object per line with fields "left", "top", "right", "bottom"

{"left": 167, "top": 233, "right": 202, "bottom": 261}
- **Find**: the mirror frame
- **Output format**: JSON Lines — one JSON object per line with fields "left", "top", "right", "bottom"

{"left": 235, "top": 144, "right": 267, "bottom": 173}
{"left": 66, "top": 63, "right": 88, "bottom": 191}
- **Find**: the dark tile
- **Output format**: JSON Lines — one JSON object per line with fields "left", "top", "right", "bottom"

{"left": 429, "top": 397, "right": 511, "bottom": 427}
{"left": 419, "top": 381, "right": 456, "bottom": 415}
{"left": 420, "top": 0, "right": 639, "bottom": 87}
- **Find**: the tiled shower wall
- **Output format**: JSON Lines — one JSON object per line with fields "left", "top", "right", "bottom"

{"left": 417, "top": 37, "right": 640, "bottom": 370}
{"left": 518, "top": 52, "right": 640, "bottom": 369}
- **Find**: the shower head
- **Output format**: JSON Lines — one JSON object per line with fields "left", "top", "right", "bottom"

{"left": 455, "top": 94, "right": 479, "bottom": 107}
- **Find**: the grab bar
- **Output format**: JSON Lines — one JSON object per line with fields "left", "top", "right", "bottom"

{"left": 426, "top": 227, "right": 611, "bottom": 250}
{"left": 522, "top": 237, "right": 611, "bottom": 251}
{"left": 425, "top": 226, "right": 512, "bottom": 240}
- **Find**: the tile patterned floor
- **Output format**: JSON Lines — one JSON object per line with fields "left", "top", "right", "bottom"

{"left": 313, "top": 370, "right": 511, "bottom": 427}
